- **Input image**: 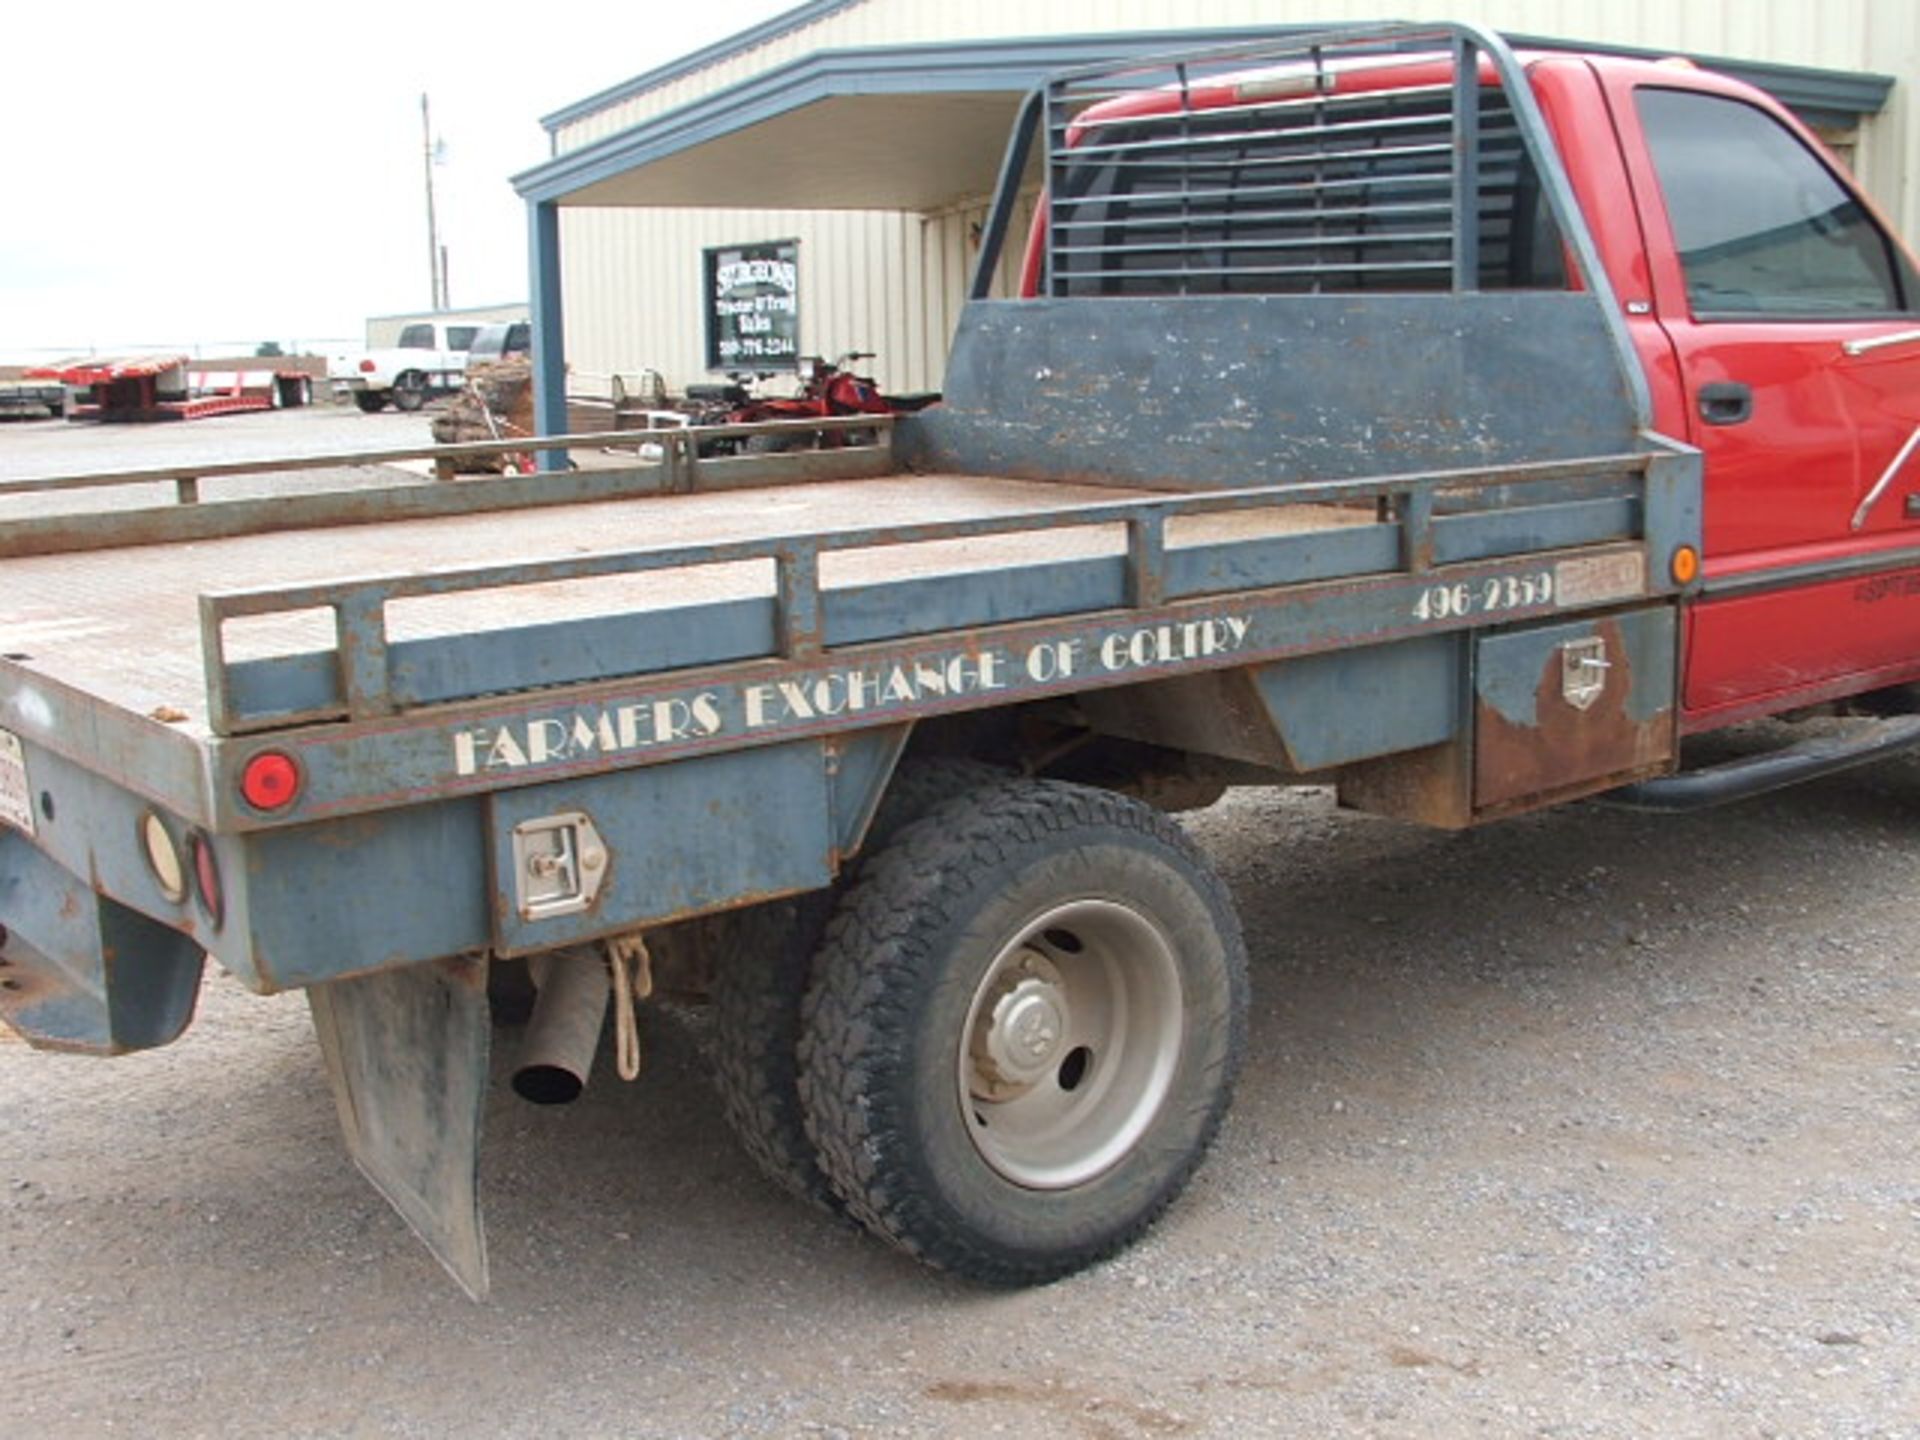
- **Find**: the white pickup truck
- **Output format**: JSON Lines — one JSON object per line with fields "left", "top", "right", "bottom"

{"left": 328, "top": 320, "right": 478, "bottom": 413}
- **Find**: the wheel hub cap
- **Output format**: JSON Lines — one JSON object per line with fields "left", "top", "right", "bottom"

{"left": 989, "top": 978, "right": 1066, "bottom": 1078}
{"left": 959, "top": 901, "right": 1185, "bottom": 1190}
{"left": 971, "top": 952, "right": 1067, "bottom": 1099}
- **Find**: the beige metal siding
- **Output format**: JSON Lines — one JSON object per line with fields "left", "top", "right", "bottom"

{"left": 560, "top": 208, "right": 939, "bottom": 392}
{"left": 557, "top": 195, "right": 1042, "bottom": 392}
{"left": 553, "top": 0, "right": 1919, "bottom": 391}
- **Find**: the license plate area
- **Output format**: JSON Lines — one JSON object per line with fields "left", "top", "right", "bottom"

{"left": 0, "top": 727, "right": 35, "bottom": 836}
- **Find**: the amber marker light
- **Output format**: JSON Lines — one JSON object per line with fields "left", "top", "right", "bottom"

{"left": 1670, "top": 544, "right": 1701, "bottom": 587}
{"left": 240, "top": 751, "right": 302, "bottom": 812}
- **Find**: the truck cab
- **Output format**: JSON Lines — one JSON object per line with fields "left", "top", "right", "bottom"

{"left": 328, "top": 320, "right": 479, "bottom": 413}
{"left": 1011, "top": 42, "right": 1920, "bottom": 742}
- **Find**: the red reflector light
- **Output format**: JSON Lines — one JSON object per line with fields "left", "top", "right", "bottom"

{"left": 189, "top": 831, "right": 225, "bottom": 929}
{"left": 240, "top": 752, "right": 301, "bottom": 811}
{"left": 359, "top": 359, "right": 376, "bottom": 373}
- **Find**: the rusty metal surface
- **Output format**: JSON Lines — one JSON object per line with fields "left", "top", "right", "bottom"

{"left": 1337, "top": 738, "right": 1477, "bottom": 830}
{"left": 1473, "top": 612, "right": 1677, "bottom": 811}
{"left": 1076, "top": 669, "right": 1293, "bottom": 770}
{"left": 188, "top": 453, "right": 1635, "bottom": 737}
{"left": 0, "top": 422, "right": 879, "bottom": 496}
{"left": 0, "top": 443, "right": 899, "bottom": 560}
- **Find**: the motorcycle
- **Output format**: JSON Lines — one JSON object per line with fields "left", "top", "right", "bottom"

{"left": 683, "top": 351, "right": 935, "bottom": 456}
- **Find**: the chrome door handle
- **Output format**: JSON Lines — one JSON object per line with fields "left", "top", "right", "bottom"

{"left": 1843, "top": 328, "right": 1920, "bottom": 358}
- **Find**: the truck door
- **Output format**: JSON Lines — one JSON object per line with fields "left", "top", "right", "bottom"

{"left": 1611, "top": 78, "right": 1920, "bottom": 725}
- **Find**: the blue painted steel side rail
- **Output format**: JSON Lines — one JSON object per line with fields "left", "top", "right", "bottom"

{"left": 198, "top": 445, "right": 1684, "bottom": 738}
{"left": 208, "top": 536, "right": 1669, "bottom": 833}
{"left": 0, "top": 417, "right": 896, "bottom": 560}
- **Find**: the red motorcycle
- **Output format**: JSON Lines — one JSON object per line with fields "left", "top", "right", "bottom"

{"left": 685, "top": 351, "right": 933, "bottom": 455}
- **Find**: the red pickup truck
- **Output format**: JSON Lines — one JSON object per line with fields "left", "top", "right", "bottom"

{"left": 1525, "top": 52, "right": 1920, "bottom": 733}
{"left": 985, "top": 35, "right": 1920, "bottom": 754}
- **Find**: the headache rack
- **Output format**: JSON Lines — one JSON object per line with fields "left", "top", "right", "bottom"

{"left": 972, "top": 21, "right": 1613, "bottom": 304}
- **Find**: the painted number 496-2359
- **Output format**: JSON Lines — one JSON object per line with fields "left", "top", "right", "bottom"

{"left": 1411, "top": 571, "right": 1554, "bottom": 623}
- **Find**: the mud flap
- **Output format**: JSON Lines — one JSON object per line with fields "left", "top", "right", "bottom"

{"left": 308, "top": 956, "right": 491, "bottom": 1299}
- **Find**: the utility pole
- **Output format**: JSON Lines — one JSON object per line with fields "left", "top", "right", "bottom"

{"left": 421, "top": 93, "right": 444, "bottom": 310}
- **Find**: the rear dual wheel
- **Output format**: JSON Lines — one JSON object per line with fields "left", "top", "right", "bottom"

{"left": 711, "top": 760, "right": 1007, "bottom": 1211}
{"left": 799, "top": 779, "right": 1248, "bottom": 1284}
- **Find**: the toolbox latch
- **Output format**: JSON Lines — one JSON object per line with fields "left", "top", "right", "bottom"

{"left": 510, "top": 812, "right": 609, "bottom": 921}
{"left": 1560, "top": 636, "right": 1610, "bottom": 712}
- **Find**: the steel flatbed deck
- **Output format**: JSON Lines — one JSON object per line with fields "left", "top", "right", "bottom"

{"left": 1, "top": 468, "right": 1368, "bottom": 739}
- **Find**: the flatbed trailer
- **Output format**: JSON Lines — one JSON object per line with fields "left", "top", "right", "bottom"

{"left": 26, "top": 355, "right": 312, "bottom": 422}
{"left": 8, "top": 21, "right": 1920, "bottom": 1297}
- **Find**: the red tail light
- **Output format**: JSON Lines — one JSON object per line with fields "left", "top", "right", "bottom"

{"left": 189, "top": 832, "right": 225, "bottom": 929}
{"left": 240, "top": 752, "right": 302, "bottom": 811}
{"left": 359, "top": 359, "right": 376, "bottom": 374}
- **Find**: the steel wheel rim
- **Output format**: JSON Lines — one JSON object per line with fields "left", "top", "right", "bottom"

{"left": 958, "top": 898, "right": 1184, "bottom": 1189}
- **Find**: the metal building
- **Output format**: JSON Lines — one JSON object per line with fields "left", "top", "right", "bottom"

{"left": 512, "top": 0, "right": 1917, "bottom": 426}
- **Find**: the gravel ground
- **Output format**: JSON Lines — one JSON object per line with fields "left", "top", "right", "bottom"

{"left": 0, "top": 404, "right": 657, "bottom": 522}
{"left": 2, "top": 768, "right": 1916, "bottom": 1438}
{"left": 0, "top": 406, "right": 444, "bottom": 518}
{"left": 0, "top": 403, "right": 438, "bottom": 477}
{"left": 2, "top": 409, "right": 1916, "bottom": 1437}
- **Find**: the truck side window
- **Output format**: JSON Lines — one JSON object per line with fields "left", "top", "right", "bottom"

{"left": 1636, "top": 88, "right": 1907, "bottom": 318}
{"left": 447, "top": 326, "right": 480, "bottom": 351}
{"left": 1051, "top": 86, "right": 1566, "bottom": 297}
{"left": 397, "top": 323, "right": 435, "bottom": 349}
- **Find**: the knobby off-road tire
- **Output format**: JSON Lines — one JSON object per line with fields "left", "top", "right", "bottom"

{"left": 799, "top": 778, "right": 1248, "bottom": 1285}
{"left": 710, "top": 759, "right": 1008, "bottom": 1211}
{"left": 710, "top": 894, "right": 837, "bottom": 1208}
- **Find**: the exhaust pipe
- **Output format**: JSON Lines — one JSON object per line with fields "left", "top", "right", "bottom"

{"left": 511, "top": 951, "right": 609, "bottom": 1105}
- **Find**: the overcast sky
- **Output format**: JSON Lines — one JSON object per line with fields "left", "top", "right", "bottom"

{"left": 0, "top": 0, "right": 797, "bottom": 361}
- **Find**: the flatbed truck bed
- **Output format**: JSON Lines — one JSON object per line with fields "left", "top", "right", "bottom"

{"left": 2, "top": 470, "right": 1371, "bottom": 738}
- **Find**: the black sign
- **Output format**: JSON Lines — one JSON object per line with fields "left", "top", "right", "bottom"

{"left": 703, "top": 239, "right": 800, "bottom": 372}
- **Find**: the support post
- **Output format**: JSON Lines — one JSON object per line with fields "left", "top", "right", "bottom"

{"left": 528, "top": 199, "right": 568, "bottom": 473}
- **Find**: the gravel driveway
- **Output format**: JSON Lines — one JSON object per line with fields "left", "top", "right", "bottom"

{"left": 3, "top": 763, "right": 1915, "bottom": 1438}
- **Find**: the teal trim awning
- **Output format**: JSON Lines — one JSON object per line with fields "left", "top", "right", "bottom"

{"left": 514, "top": 27, "right": 1894, "bottom": 212}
